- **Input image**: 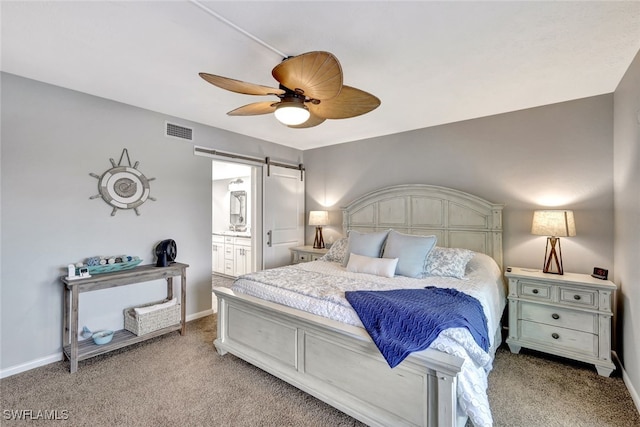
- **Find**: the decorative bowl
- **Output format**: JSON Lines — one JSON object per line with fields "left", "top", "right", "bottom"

{"left": 92, "top": 330, "right": 114, "bottom": 345}
{"left": 85, "top": 258, "right": 142, "bottom": 275}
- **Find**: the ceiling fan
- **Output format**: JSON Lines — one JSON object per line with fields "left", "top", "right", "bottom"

{"left": 199, "top": 51, "right": 380, "bottom": 128}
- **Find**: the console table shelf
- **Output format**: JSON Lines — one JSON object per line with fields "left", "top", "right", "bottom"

{"left": 61, "top": 262, "right": 188, "bottom": 373}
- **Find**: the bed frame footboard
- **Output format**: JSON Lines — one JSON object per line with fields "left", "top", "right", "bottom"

{"left": 213, "top": 287, "right": 466, "bottom": 427}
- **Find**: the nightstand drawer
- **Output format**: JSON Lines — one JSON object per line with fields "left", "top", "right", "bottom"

{"left": 520, "top": 320, "right": 597, "bottom": 356}
{"left": 559, "top": 287, "right": 597, "bottom": 308}
{"left": 519, "top": 280, "right": 552, "bottom": 301}
{"left": 290, "top": 246, "right": 328, "bottom": 265}
{"left": 521, "top": 303, "right": 596, "bottom": 333}
{"left": 297, "top": 253, "right": 311, "bottom": 262}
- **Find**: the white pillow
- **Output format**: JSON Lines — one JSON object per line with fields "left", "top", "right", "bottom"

{"left": 320, "top": 237, "right": 348, "bottom": 263}
{"left": 424, "top": 247, "right": 475, "bottom": 279}
{"left": 346, "top": 253, "right": 399, "bottom": 278}
{"left": 382, "top": 230, "right": 437, "bottom": 278}
{"left": 342, "top": 230, "right": 390, "bottom": 267}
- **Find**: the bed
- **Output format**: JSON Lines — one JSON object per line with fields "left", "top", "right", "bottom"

{"left": 213, "top": 184, "right": 505, "bottom": 427}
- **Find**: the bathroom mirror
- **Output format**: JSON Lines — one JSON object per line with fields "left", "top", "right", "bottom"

{"left": 229, "top": 190, "right": 247, "bottom": 231}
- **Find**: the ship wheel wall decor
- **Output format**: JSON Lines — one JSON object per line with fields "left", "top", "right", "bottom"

{"left": 90, "top": 149, "right": 156, "bottom": 216}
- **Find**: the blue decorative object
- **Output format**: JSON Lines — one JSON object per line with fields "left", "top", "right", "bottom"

{"left": 81, "top": 326, "right": 93, "bottom": 339}
{"left": 92, "top": 330, "right": 114, "bottom": 345}
{"left": 86, "top": 258, "right": 141, "bottom": 274}
{"left": 345, "top": 287, "right": 489, "bottom": 368}
{"left": 76, "top": 256, "right": 142, "bottom": 275}
{"left": 86, "top": 257, "right": 101, "bottom": 266}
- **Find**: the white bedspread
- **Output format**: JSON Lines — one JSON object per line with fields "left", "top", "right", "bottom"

{"left": 231, "top": 253, "right": 506, "bottom": 427}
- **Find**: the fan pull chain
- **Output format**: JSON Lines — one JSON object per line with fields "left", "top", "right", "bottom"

{"left": 189, "top": 0, "right": 288, "bottom": 59}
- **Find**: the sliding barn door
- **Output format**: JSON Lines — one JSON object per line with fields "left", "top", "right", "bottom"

{"left": 263, "top": 165, "right": 304, "bottom": 269}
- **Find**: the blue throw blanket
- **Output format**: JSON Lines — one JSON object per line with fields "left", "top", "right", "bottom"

{"left": 345, "top": 287, "right": 489, "bottom": 368}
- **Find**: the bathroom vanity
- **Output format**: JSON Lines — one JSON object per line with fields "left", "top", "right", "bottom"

{"left": 212, "top": 232, "right": 252, "bottom": 277}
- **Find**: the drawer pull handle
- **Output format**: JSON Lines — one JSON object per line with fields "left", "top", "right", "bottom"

{"left": 552, "top": 333, "right": 560, "bottom": 339}
{"left": 551, "top": 313, "right": 560, "bottom": 320}
{"left": 532, "top": 289, "right": 539, "bottom": 294}
{"left": 573, "top": 294, "right": 581, "bottom": 300}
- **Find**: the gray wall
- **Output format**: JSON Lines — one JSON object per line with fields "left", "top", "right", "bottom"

{"left": 614, "top": 50, "right": 640, "bottom": 404}
{"left": 305, "top": 95, "right": 614, "bottom": 277}
{"left": 0, "top": 73, "right": 302, "bottom": 372}
{"left": 2, "top": 65, "right": 637, "bottom": 404}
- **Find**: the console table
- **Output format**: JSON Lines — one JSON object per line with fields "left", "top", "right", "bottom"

{"left": 61, "top": 262, "right": 188, "bottom": 373}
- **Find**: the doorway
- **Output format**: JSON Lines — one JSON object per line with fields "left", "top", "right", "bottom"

{"left": 211, "top": 160, "right": 262, "bottom": 283}
{"left": 200, "top": 149, "right": 305, "bottom": 313}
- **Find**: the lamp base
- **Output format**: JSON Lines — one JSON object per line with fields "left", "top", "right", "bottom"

{"left": 313, "top": 226, "right": 325, "bottom": 249}
{"left": 542, "top": 236, "right": 564, "bottom": 275}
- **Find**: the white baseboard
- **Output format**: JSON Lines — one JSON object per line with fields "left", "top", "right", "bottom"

{"left": 0, "top": 353, "right": 63, "bottom": 379}
{"left": 1, "top": 309, "right": 214, "bottom": 379}
{"left": 186, "top": 309, "right": 214, "bottom": 321}
{"left": 612, "top": 351, "right": 640, "bottom": 413}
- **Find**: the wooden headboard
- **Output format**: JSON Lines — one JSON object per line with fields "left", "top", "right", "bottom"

{"left": 342, "top": 184, "right": 505, "bottom": 269}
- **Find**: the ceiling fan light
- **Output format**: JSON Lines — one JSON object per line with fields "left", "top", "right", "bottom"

{"left": 274, "top": 104, "right": 310, "bottom": 126}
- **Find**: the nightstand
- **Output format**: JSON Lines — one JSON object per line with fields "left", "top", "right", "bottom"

{"left": 290, "top": 246, "right": 328, "bottom": 264}
{"left": 505, "top": 267, "right": 616, "bottom": 377}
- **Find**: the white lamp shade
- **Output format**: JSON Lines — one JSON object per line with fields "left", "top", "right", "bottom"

{"left": 531, "top": 210, "right": 576, "bottom": 237}
{"left": 274, "top": 104, "right": 310, "bottom": 126}
{"left": 308, "top": 210, "right": 329, "bottom": 226}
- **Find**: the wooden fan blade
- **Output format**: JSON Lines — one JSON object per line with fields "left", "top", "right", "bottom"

{"left": 287, "top": 113, "right": 326, "bottom": 129}
{"left": 309, "top": 85, "right": 380, "bottom": 119}
{"left": 199, "top": 73, "right": 285, "bottom": 96}
{"left": 228, "top": 101, "right": 277, "bottom": 116}
{"left": 272, "top": 51, "right": 343, "bottom": 100}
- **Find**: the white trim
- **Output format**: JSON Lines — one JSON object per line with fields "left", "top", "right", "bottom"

{"left": 193, "top": 146, "right": 304, "bottom": 180}
{"left": 0, "top": 353, "right": 63, "bottom": 379}
{"left": 0, "top": 310, "right": 213, "bottom": 378}
{"left": 187, "top": 309, "right": 214, "bottom": 321}
{"left": 193, "top": 146, "right": 266, "bottom": 167}
{"left": 613, "top": 351, "right": 640, "bottom": 413}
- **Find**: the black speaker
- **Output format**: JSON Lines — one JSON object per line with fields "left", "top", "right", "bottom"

{"left": 155, "top": 239, "right": 177, "bottom": 267}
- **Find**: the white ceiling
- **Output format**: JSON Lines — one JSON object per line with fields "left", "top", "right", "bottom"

{"left": 2, "top": 1, "right": 640, "bottom": 150}
{"left": 212, "top": 160, "right": 252, "bottom": 181}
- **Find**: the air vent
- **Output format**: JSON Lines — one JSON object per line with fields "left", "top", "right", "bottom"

{"left": 165, "top": 122, "right": 193, "bottom": 141}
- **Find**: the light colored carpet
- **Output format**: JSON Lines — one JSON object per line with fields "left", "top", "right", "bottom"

{"left": 1, "top": 315, "right": 638, "bottom": 426}
{"left": 212, "top": 273, "right": 234, "bottom": 288}
{"left": 486, "top": 346, "right": 639, "bottom": 427}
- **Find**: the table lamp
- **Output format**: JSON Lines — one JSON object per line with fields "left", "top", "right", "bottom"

{"left": 531, "top": 210, "right": 576, "bottom": 275}
{"left": 309, "top": 210, "right": 329, "bottom": 249}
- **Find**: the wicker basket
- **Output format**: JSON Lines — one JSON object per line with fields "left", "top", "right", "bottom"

{"left": 124, "top": 299, "right": 180, "bottom": 336}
